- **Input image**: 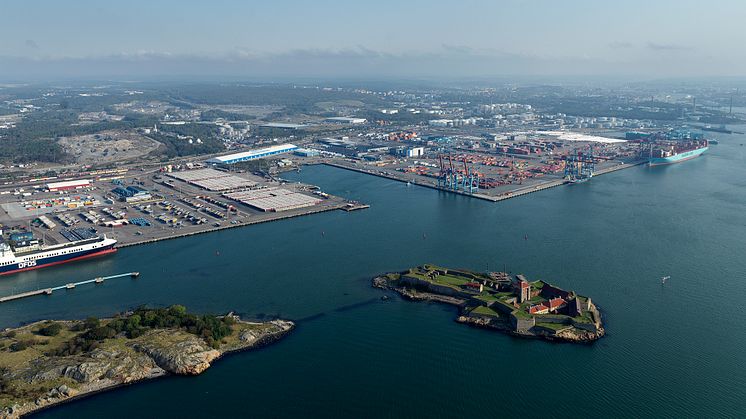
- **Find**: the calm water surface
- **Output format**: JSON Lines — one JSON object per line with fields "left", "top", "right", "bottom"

{"left": 3, "top": 131, "right": 746, "bottom": 418}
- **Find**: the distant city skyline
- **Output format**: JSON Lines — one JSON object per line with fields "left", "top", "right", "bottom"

{"left": 2, "top": 0, "right": 745, "bottom": 80}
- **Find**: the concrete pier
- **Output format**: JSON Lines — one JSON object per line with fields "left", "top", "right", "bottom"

{"left": 0, "top": 272, "right": 141, "bottom": 303}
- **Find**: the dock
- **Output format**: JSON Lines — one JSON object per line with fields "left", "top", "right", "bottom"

{"left": 323, "top": 159, "right": 648, "bottom": 203}
{"left": 117, "top": 202, "right": 349, "bottom": 248}
{"left": 342, "top": 202, "right": 370, "bottom": 212}
{"left": 0, "top": 272, "right": 140, "bottom": 303}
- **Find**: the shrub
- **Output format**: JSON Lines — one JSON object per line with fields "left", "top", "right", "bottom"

{"left": 0, "top": 366, "right": 9, "bottom": 393}
{"left": 86, "top": 326, "right": 116, "bottom": 341}
{"left": 84, "top": 317, "right": 100, "bottom": 330}
{"left": 37, "top": 322, "right": 63, "bottom": 337}
{"left": 9, "top": 339, "right": 34, "bottom": 352}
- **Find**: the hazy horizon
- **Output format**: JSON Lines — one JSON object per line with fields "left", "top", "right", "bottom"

{"left": 2, "top": 0, "right": 745, "bottom": 81}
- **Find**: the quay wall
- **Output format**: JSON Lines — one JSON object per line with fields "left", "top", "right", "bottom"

{"left": 118, "top": 203, "right": 344, "bottom": 249}
{"left": 321, "top": 159, "right": 647, "bottom": 204}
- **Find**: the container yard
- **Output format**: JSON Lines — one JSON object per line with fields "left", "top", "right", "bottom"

{"left": 1, "top": 194, "right": 100, "bottom": 219}
{"left": 300, "top": 132, "right": 647, "bottom": 201}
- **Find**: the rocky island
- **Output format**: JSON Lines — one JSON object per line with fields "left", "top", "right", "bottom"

{"left": 374, "top": 264, "right": 604, "bottom": 343}
{"left": 0, "top": 306, "right": 294, "bottom": 418}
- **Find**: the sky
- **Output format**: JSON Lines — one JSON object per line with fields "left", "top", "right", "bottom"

{"left": 1, "top": 0, "right": 745, "bottom": 81}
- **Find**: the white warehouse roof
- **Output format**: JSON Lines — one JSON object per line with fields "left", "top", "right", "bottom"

{"left": 47, "top": 179, "right": 91, "bottom": 190}
{"left": 206, "top": 144, "right": 298, "bottom": 164}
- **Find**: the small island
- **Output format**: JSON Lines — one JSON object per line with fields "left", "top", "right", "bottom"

{"left": 0, "top": 306, "right": 294, "bottom": 418}
{"left": 374, "top": 264, "right": 604, "bottom": 343}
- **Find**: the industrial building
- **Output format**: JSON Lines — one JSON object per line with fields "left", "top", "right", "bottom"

{"left": 47, "top": 179, "right": 91, "bottom": 192}
{"left": 391, "top": 146, "right": 425, "bottom": 158}
{"left": 259, "top": 123, "right": 307, "bottom": 130}
{"left": 294, "top": 148, "right": 321, "bottom": 157}
{"left": 205, "top": 144, "right": 298, "bottom": 165}
{"left": 167, "top": 169, "right": 256, "bottom": 191}
{"left": 406, "top": 147, "right": 424, "bottom": 158}
{"left": 112, "top": 185, "right": 152, "bottom": 203}
{"left": 324, "top": 117, "right": 367, "bottom": 125}
{"left": 224, "top": 188, "right": 322, "bottom": 212}
{"left": 37, "top": 215, "right": 57, "bottom": 229}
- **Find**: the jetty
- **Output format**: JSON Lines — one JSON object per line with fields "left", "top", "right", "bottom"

{"left": 0, "top": 272, "right": 140, "bottom": 303}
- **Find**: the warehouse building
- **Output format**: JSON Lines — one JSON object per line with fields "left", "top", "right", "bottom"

{"left": 259, "top": 123, "right": 308, "bottom": 130}
{"left": 167, "top": 168, "right": 256, "bottom": 191}
{"left": 224, "top": 188, "right": 322, "bottom": 212}
{"left": 47, "top": 179, "right": 91, "bottom": 192}
{"left": 324, "top": 117, "right": 367, "bottom": 125}
{"left": 112, "top": 185, "right": 152, "bottom": 203}
{"left": 294, "top": 148, "right": 321, "bottom": 157}
{"left": 206, "top": 144, "right": 298, "bottom": 165}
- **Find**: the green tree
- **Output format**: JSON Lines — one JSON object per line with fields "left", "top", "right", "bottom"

{"left": 169, "top": 305, "right": 187, "bottom": 317}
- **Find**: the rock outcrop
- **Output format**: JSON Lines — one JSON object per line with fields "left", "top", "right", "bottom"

{"left": 134, "top": 332, "right": 220, "bottom": 375}
{"left": 0, "top": 317, "right": 294, "bottom": 419}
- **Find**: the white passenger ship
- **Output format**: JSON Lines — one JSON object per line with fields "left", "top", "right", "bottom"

{"left": 0, "top": 236, "right": 117, "bottom": 275}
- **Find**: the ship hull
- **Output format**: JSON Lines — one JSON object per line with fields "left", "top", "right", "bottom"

{"left": 649, "top": 146, "right": 708, "bottom": 166}
{"left": 0, "top": 241, "right": 117, "bottom": 276}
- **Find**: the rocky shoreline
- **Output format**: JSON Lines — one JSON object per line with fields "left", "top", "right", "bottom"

{"left": 374, "top": 276, "right": 468, "bottom": 306}
{"left": 374, "top": 268, "right": 605, "bottom": 344}
{"left": 455, "top": 314, "right": 605, "bottom": 342}
{"left": 0, "top": 315, "right": 294, "bottom": 419}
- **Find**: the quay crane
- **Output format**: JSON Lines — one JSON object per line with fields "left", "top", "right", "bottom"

{"left": 437, "top": 154, "right": 479, "bottom": 194}
{"left": 563, "top": 145, "right": 596, "bottom": 183}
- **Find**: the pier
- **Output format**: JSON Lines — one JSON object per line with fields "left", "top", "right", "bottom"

{"left": 0, "top": 272, "right": 140, "bottom": 303}
{"left": 342, "top": 202, "right": 370, "bottom": 212}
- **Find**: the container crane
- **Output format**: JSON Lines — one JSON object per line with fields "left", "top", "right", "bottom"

{"left": 563, "top": 145, "right": 596, "bottom": 183}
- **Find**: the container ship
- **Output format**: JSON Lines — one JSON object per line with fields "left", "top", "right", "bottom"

{"left": 648, "top": 140, "right": 709, "bottom": 166}
{"left": 0, "top": 233, "right": 117, "bottom": 276}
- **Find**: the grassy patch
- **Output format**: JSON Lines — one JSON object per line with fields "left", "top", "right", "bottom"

{"left": 470, "top": 306, "right": 501, "bottom": 318}
{"left": 474, "top": 294, "right": 499, "bottom": 304}
{"left": 385, "top": 273, "right": 401, "bottom": 281}
{"left": 512, "top": 309, "right": 532, "bottom": 320}
{"left": 573, "top": 312, "right": 594, "bottom": 324}
{"left": 405, "top": 271, "right": 465, "bottom": 290}
{"left": 0, "top": 325, "right": 79, "bottom": 369}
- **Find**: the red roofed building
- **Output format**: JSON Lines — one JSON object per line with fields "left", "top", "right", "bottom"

{"left": 529, "top": 304, "right": 549, "bottom": 315}
{"left": 47, "top": 179, "right": 91, "bottom": 192}
{"left": 548, "top": 297, "right": 567, "bottom": 313}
